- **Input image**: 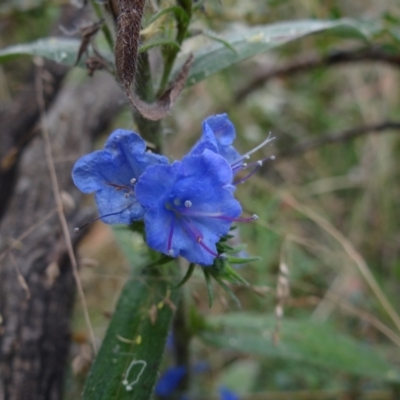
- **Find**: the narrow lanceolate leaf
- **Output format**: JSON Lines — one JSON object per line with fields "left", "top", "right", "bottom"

{"left": 0, "top": 38, "right": 83, "bottom": 65}
{"left": 115, "top": 0, "right": 145, "bottom": 90}
{"left": 83, "top": 228, "right": 180, "bottom": 400}
{"left": 199, "top": 313, "right": 400, "bottom": 383}
{"left": 172, "top": 18, "right": 381, "bottom": 87}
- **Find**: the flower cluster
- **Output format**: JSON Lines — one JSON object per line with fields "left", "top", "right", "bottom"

{"left": 72, "top": 114, "right": 274, "bottom": 266}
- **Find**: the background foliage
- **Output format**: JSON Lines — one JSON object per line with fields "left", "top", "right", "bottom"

{"left": 1, "top": 0, "right": 400, "bottom": 399}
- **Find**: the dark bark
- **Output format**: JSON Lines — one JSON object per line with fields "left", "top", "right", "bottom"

{"left": 0, "top": 71, "right": 123, "bottom": 400}
{"left": 0, "top": 5, "right": 86, "bottom": 220}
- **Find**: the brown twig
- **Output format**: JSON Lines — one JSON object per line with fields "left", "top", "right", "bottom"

{"left": 280, "top": 121, "right": 400, "bottom": 157}
{"left": 234, "top": 46, "right": 400, "bottom": 104}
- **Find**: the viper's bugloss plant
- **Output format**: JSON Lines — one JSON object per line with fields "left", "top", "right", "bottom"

{"left": 72, "top": 114, "right": 274, "bottom": 267}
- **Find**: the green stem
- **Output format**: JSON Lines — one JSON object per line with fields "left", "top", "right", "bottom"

{"left": 172, "top": 285, "right": 191, "bottom": 395}
{"left": 158, "top": 1, "right": 192, "bottom": 94}
{"left": 88, "top": 0, "right": 115, "bottom": 52}
{"left": 133, "top": 52, "right": 163, "bottom": 152}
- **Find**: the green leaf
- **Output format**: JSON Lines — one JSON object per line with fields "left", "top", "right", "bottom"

{"left": 83, "top": 228, "right": 180, "bottom": 400}
{"left": 147, "top": 5, "right": 189, "bottom": 26}
{"left": 175, "top": 18, "right": 381, "bottom": 86}
{"left": 0, "top": 38, "right": 82, "bottom": 65}
{"left": 199, "top": 312, "right": 400, "bottom": 383}
{"left": 139, "top": 38, "right": 181, "bottom": 53}
{"left": 0, "top": 37, "right": 115, "bottom": 67}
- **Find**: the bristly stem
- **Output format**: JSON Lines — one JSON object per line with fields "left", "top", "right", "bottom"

{"left": 133, "top": 52, "right": 163, "bottom": 151}
{"left": 158, "top": 0, "right": 192, "bottom": 95}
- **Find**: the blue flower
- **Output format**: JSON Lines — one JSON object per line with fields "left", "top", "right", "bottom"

{"left": 155, "top": 366, "right": 186, "bottom": 397}
{"left": 191, "top": 114, "right": 275, "bottom": 179}
{"left": 72, "top": 129, "right": 168, "bottom": 224}
{"left": 135, "top": 150, "right": 242, "bottom": 266}
{"left": 190, "top": 114, "right": 240, "bottom": 163}
{"left": 219, "top": 387, "right": 240, "bottom": 400}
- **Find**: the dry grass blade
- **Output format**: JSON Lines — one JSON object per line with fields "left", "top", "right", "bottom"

{"left": 34, "top": 58, "right": 97, "bottom": 354}
{"left": 281, "top": 191, "right": 400, "bottom": 334}
{"left": 9, "top": 251, "right": 30, "bottom": 300}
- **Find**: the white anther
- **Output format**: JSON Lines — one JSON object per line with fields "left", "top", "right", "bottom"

{"left": 74, "top": 227, "right": 80, "bottom": 232}
{"left": 184, "top": 200, "right": 192, "bottom": 208}
{"left": 244, "top": 155, "right": 250, "bottom": 160}
{"left": 219, "top": 253, "right": 227, "bottom": 259}
{"left": 252, "top": 214, "right": 259, "bottom": 220}
{"left": 168, "top": 249, "right": 175, "bottom": 257}
{"left": 270, "top": 155, "right": 276, "bottom": 160}
{"left": 242, "top": 163, "right": 248, "bottom": 169}
{"left": 257, "top": 160, "right": 263, "bottom": 166}
{"left": 130, "top": 178, "right": 136, "bottom": 185}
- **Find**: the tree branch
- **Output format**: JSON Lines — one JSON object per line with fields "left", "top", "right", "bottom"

{"left": 234, "top": 46, "right": 400, "bottom": 104}
{"left": 280, "top": 121, "right": 400, "bottom": 158}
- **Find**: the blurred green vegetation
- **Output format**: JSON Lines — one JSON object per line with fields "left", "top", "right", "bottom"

{"left": 2, "top": 0, "right": 400, "bottom": 399}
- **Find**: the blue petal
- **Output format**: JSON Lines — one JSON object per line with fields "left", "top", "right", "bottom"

{"left": 94, "top": 188, "right": 144, "bottom": 224}
{"left": 105, "top": 129, "right": 168, "bottom": 176}
{"left": 135, "top": 161, "right": 180, "bottom": 208}
{"left": 155, "top": 366, "right": 186, "bottom": 397}
{"left": 204, "top": 114, "right": 236, "bottom": 146}
{"left": 219, "top": 387, "right": 240, "bottom": 400}
{"left": 189, "top": 122, "right": 219, "bottom": 156}
{"left": 203, "top": 114, "right": 241, "bottom": 163}
{"left": 72, "top": 149, "right": 139, "bottom": 194}
{"left": 72, "top": 129, "right": 168, "bottom": 225}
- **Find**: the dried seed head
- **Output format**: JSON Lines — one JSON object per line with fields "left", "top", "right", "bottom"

{"left": 115, "top": 0, "right": 146, "bottom": 90}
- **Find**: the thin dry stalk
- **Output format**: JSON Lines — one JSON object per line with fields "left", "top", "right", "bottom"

{"left": 282, "top": 191, "right": 400, "bottom": 335}
{"left": 34, "top": 58, "right": 97, "bottom": 354}
{"left": 9, "top": 251, "right": 30, "bottom": 300}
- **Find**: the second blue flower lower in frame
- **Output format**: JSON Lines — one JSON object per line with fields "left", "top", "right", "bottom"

{"left": 135, "top": 150, "right": 242, "bottom": 266}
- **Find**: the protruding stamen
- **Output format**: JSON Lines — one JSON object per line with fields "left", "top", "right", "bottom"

{"left": 130, "top": 178, "right": 136, "bottom": 185}
{"left": 234, "top": 155, "right": 275, "bottom": 185}
{"left": 106, "top": 182, "right": 135, "bottom": 196}
{"left": 184, "top": 200, "right": 192, "bottom": 208}
{"left": 251, "top": 214, "right": 259, "bottom": 220}
{"left": 73, "top": 207, "right": 132, "bottom": 232}
{"left": 179, "top": 218, "right": 219, "bottom": 257}
{"left": 167, "top": 217, "right": 175, "bottom": 254}
{"left": 197, "top": 237, "right": 219, "bottom": 257}
{"left": 230, "top": 133, "right": 275, "bottom": 169}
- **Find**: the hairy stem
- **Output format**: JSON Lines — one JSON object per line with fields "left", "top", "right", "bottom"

{"left": 132, "top": 52, "right": 163, "bottom": 151}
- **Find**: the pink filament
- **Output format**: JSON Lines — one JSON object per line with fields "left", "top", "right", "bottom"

{"left": 167, "top": 216, "right": 175, "bottom": 253}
